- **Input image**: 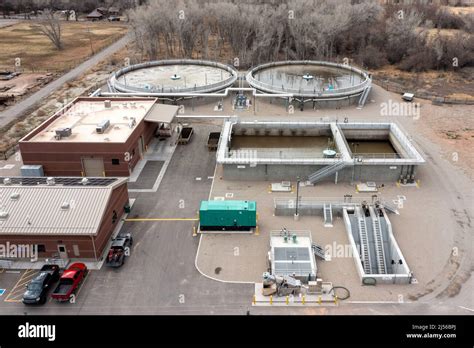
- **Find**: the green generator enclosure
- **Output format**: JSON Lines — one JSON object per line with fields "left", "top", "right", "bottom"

{"left": 199, "top": 200, "right": 257, "bottom": 231}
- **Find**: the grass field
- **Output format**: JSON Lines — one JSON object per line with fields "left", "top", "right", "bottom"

{"left": 0, "top": 21, "right": 128, "bottom": 72}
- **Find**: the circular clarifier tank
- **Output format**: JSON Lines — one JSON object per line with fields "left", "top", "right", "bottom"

{"left": 246, "top": 61, "right": 370, "bottom": 99}
{"left": 109, "top": 59, "right": 238, "bottom": 94}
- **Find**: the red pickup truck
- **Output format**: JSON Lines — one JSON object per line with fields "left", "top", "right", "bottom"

{"left": 51, "top": 263, "right": 87, "bottom": 302}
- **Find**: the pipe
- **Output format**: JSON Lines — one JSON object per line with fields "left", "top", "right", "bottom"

{"left": 99, "top": 86, "right": 293, "bottom": 98}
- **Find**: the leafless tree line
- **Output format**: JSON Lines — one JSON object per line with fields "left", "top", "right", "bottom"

{"left": 129, "top": 0, "right": 473, "bottom": 72}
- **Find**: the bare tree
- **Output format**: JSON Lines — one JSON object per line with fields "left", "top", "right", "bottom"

{"left": 36, "top": 10, "right": 63, "bottom": 50}
{"left": 127, "top": 0, "right": 473, "bottom": 72}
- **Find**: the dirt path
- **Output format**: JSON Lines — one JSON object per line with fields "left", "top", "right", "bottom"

{"left": 0, "top": 34, "right": 130, "bottom": 129}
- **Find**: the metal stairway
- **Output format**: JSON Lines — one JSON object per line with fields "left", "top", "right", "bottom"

{"left": 356, "top": 207, "right": 372, "bottom": 274}
{"left": 381, "top": 201, "right": 400, "bottom": 215}
{"left": 312, "top": 244, "right": 327, "bottom": 261}
{"left": 308, "top": 160, "right": 348, "bottom": 184}
{"left": 358, "top": 85, "right": 371, "bottom": 107}
{"left": 323, "top": 203, "right": 333, "bottom": 227}
{"left": 369, "top": 207, "right": 387, "bottom": 274}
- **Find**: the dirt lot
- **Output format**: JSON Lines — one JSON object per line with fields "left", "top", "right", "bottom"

{"left": 0, "top": 21, "right": 128, "bottom": 72}
{"left": 416, "top": 101, "right": 474, "bottom": 181}
{"left": 373, "top": 66, "right": 474, "bottom": 101}
{"left": 0, "top": 39, "right": 133, "bottom": 154}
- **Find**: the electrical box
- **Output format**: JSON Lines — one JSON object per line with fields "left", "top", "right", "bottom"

{"left": 21, "top": 165, "right": 44, "bottom": 177}
{"left": 199, "top": 200, "right": 257, "bottom": 231}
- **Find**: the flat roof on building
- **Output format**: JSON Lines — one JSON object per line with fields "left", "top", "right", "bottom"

{"left": 25, "top": 97, "right": 157, "bottom": 143}
{"left": 270, "top": 230, "right": 316, "bottom": 277}
{"left": 145, "top": 104, "right": 179, "bottom": 124}
{"left": 0, "top": 177, "right": 128, "bottom": 236}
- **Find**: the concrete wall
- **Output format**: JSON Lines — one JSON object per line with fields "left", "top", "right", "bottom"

{"left": 222, "top": 163, "right": 408, "bottom": 183}
{"left": 341, "top": 128, "right": 390, "bottom": 140}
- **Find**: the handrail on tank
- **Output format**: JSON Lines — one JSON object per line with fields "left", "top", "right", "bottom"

{"left": 246, "top": 60, "right": 371, "bottom": 98}
{"left": 109, "top": 59, "right": 239, "bottom": 94}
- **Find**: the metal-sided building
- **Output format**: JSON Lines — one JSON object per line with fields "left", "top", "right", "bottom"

{"left": 0, "top": 177, "right": 129, "bottom": 261}
{"left": 19, "top": 97, "right": 178, "bottom": 177}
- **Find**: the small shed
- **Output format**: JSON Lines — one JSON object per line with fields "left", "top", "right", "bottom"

{"left": 87, "top": 9, "right": 104, "bottom": 21}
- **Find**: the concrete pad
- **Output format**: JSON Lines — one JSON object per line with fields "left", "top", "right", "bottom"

{"left": 196, "top": 158, "right": 461, "bottom": 302}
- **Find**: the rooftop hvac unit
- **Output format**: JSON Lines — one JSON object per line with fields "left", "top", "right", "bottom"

{"left": 104, "top": 99, "right": 112, "bottom": 108}
{"left": 96, "top": 119, "right": 110, "bottom": 134}
{"left": 128, "top": 117, "right": 136, "bottom": 128}
{"left": 55, "top": 127, "right": 72, "bottom": 139}
{"left": 3, "top": 178, "right": 11, "bottom": 185}
{"left": 46, "top": 177, "right": 55, "bottom": 186}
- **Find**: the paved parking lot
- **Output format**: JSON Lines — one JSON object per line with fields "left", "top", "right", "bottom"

{"left": 0, "top": 121, "right": 253, "bottom": 314}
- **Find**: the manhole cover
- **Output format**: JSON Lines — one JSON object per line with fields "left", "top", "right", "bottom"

{"left": 214, "top": 267, "right": 222, "bottom": 275}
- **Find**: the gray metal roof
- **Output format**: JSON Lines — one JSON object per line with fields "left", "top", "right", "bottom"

{"left": 0, "top": 177, "right": 127, "bottom": 236}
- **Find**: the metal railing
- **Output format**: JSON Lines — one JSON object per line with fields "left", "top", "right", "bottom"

{"left": 274, "top": 196, "right": 379, "bottom": 208}
{"left": 246, "top": 60, "right": 371, "bottom": 97}
{"left": 110, "top": 59, "right": 239, "bottom": 94}
{"left": 352, "top": 153, "right": 401, "bottom": 159}
{"left": 228, "top": 148, "right": 340, "bottom": 160}
{"left": 270, "top": 230, "right": 312, "bottom": 239}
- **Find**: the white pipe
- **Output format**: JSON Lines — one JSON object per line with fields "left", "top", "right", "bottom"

{"left": 99, "top": 86, "right": 293, "bottom": 98}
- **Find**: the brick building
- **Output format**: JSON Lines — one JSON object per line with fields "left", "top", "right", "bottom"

{"left": 19, "top": 97, "right": 178, "bottom": 177}
{"left": 0, "top": 176, "right": 129, "bottom": 261}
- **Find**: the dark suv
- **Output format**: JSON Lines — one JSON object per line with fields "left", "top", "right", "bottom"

{"left": 22, "top": 265, "right": 60, "bottom": 305}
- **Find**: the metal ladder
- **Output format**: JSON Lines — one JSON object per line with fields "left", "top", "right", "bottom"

{"left": 370, "top": 207, "right": 387, "bottom": 274}
{"left": 358, "top": 85, "right": 372, "bottom": 107}
{"left": 323, "top": 203, "right": 333, "bottom": 227}
{"left": 308, "top": 160, "right": 347, "bottom": 184}
{"left": 356, "top": 207, "right": 372, "bottom": 274}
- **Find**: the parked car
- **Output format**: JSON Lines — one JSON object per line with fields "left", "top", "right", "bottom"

{"left": 51, "top": 263, "right": 87, "bottom": 302}
{"left": 402, "top": 93, "right": 414, "bottom": 102}
{"left": 108, "top": 16, "right": 120, "bottom": 21}
{"left": 106, "top": 233, "right": 133, "bottom": 268}
{"left": 22, "top": 265, "right": 60, "bottom": 305}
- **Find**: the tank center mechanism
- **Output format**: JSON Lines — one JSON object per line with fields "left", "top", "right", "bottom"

{"left": 302, "top": 72, "right": 314, "bottom": 81}
{"left": 170, "top": 73, "right": 181, "bottom": 80}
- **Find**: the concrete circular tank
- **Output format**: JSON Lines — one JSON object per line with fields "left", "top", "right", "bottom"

{"left": 109, "top": 59, "right": 238, "bottom": 94}
{"left": 246, "top": 61, "right": 371, "bottom": 101}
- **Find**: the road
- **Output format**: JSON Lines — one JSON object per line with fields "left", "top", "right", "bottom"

{"left": 0, "top": 19, "right": 19, "bottom": 28}
{"left": 0, "top": 34, "right": 130, "bottom": 128}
